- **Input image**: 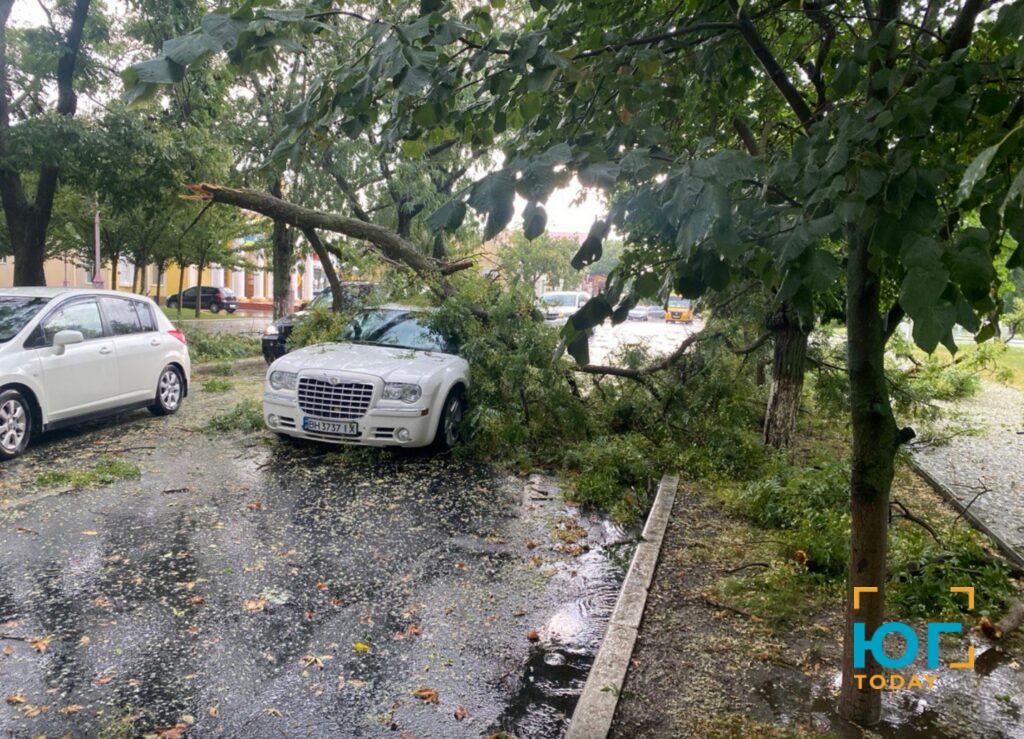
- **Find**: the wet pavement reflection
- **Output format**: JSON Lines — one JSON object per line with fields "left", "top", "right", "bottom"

{"left": 0, "top": 408, "right": 630, "bottom": 737}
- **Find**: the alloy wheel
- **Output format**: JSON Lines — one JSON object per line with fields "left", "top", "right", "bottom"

{"left": 0, "top": 399, "right": 27, "bottom": 454}
{"left": 159, "top": 369, "right": 182, "bottom": 410}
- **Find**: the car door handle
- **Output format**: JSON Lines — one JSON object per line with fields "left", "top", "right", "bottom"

{"left": 99, "top": 346, "right": 113, "bottom": 355}
{"left": 150, "top": 338, "right": 161, "bottom": 346}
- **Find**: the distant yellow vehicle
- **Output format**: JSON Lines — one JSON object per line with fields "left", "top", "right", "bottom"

{"left": 665, "top": 296, "right": 694, "bottom": 323}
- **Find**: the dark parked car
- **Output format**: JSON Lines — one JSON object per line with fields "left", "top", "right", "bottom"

{"left": 166, "top": 287, "right": 238, "bottom": 314}
{"left": 262, "top": 282, "right": 377, "bottom": 363}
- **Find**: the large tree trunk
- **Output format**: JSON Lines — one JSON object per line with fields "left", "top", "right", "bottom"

{"left": 0, "top": 0, "right": 91, "bottom": 287}
{"left": 9, "top": 221, "right": 47, "bottom": 285}
{"left": 763, "top": 302, "right": 808, "bottom": 448}
{"left": 839, "top": 227, "right": 901, "bottom": 726}
{"left": 269, "top": 179, "right": 294, "bottom": 320}
{"left": 194, "top": 256, "right": 206, "bottom": 318}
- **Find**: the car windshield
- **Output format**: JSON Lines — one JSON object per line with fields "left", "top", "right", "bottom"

{"left": 343, "top": 309, "right": 451, "bottom": 353}
{"left": 543, "top": 293, "right": 577, "bottom": 307}
{"left": 0, "top": 296, "right": 50, "bottom": 343}
{"left": 669, "top": 297, "right": 691, "bottom": 308}
{"left": 309, "top": 291, "right": 332, "bottom": 310}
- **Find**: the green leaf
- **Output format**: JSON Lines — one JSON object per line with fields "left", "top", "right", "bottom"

{"left": 523, "top": 201, "right": 547, "bottom": 240}
{"left": 401, "top": 139, "right": 427, "bottom": 158}
{"left": 570, "top": 295, "right": 613, "bottom": 331}
{"left": 634, "top": 271, "right": 662, "bottom": 298}
{"left": 1007, "top": 244, "right": 1024, "bottom": 270}
{"left": 468, "top": 170, "right": 516, "bottom": 240}
{"left": 578, "top": 161, "right": 620, "bottom": 189}
{"left": 564, "top": 328, "right": 590, "bottom": 366}
{"left": 911, "top": 301, "right": 956, "bottom": 353}
{"left": 1001, "top": 167, "right": 1024, "bottom": 216}
{"left": 832, "top": 57, "right": 860, "bottom": 97}
{"left": 803, "top": 249, "right": 841, "bottom": 292}
{"left": 426, "top": 200, "right": 466, "bottom": 232}
{"left": 412, "top": 103, "right": 440, "bottom": 127}
{"left": 956, "top": 144, "right": 999, "bottom": 204}
{"left": 200, "top": 14, "right": 246, "bottom": 49}
{"left": 571, "top": 220, "right": 607, "bottom": 270}
{"left": 899, "top": 263, "right": 949, "bottom": 317}
{"left": 420, "top": 0, "right": 444, "bottom": 13}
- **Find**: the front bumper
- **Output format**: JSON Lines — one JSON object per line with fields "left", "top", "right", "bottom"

{"left": 263, "top": 392, "right": 436, "bottom": 447}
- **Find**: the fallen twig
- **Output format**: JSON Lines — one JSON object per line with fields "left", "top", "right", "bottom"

{"left": 890, "top": 499, "right": 943, "bottom": 544}
{"left": 724, "top": 562, "right": 770, "bottom": 574}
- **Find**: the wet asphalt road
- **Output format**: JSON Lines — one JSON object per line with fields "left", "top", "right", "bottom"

{"left": 0, "top": 366, "right": 627, "bottom": 738}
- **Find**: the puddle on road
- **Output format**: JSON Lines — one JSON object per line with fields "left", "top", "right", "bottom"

{"left": 493, "top": 515, "right": 635, "bottom": 738}
{"left": 755, "top": 640, "right": 1024, "bottom": 737}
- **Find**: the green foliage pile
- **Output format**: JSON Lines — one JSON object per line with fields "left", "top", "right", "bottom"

{"left": 36, "top": 457, "right": 141, "bottom": 490}
{"left": 716, "top": 442, "right": 1017, "bottom": 621}
{"left": 202, "top": 378, "right": 234, "bottom": 393}
{"left": 204, "top": 399, "right": 264, "bottom": 434}
{"left": 184, "top": 328, "right": 261, "bottom": 364}
{"left": 286, "top": 306, "right": 357, "bottom": 352}
{"left": 427, "top": 277, "right": 769, "bottom": 522}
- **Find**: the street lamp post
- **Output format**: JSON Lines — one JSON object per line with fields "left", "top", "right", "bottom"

{"left": 92, "top": 205, "right": 104, "bottom": 289}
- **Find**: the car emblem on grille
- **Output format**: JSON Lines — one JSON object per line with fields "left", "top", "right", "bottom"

{"left": 328, "top": 376, "right": 339, "bottom": 385}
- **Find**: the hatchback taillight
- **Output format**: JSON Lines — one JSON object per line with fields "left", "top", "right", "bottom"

{"left": 169, "top": 329, "right": 187, "bottom": 345}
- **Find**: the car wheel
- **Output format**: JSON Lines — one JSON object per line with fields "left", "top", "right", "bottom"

{"left": 149, "top": 366, "right": 184, "bottom": 416}
{"left": 431, "top": 387, "right": 466, "bottom": 452}
{"left": 0, "top": 389, "right": 32, "bottom": 461}
{"left": 167, "top": 298, "right": 177, "bottom": 309}
{"left": 210, "top": 301, "right": 221, "bottom": 314}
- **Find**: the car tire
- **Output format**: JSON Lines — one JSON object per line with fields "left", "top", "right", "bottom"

{"left": 227, "top": 307, "right": 237, "bottom": 314}
{"left": 149, "top": 365, "right": 184, "bottom": 416}
{"left": 210, "top": 301, "right": 222, "bottom": 314}
{"left": 167, "top": 298, "right": 177, "bottom": 309}
{"left": 0, "top": 389, "right": 32, "bottom": 461}
{"left": 431, "top": 387, "right": 466, "bottom": 452}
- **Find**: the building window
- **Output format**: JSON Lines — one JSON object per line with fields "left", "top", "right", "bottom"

{"left": 117, "top": 257, "right": 134, "bottom": 287}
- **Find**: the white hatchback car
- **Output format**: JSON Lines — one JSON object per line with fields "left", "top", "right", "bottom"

{"left": 0, "top": 288, "right": 191, "bottom": 460}
{"left": 263, "top": 306, "right": 469, "bottom": 450}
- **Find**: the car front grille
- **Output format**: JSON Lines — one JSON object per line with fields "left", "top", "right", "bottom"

{"left": 297, "top": 378, "right": 374, "bottom": 420}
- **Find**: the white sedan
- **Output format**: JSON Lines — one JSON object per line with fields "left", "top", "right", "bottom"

{"left": 0, "top": 287, "right": 191, "bottom": 460}
{"left": 263, "top": 306, "right": 469, "bottom": 450}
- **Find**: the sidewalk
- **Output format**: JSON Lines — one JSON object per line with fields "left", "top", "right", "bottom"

{"left": 912, "top": 381, "right": 1024, "bottom": 561}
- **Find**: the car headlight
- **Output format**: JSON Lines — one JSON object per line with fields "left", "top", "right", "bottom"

{"left": 382, "top": 382, "right": 422, "bottom": 403}
{"left": 264, "top": 324, "right": 280, "bottom": 336}
{"left": 269, "top": 370, "right": 297, "bottom": 391}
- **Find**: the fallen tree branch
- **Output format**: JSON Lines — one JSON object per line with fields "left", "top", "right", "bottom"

{"left": 890, "top": 498, "right": 943, "bottom": 544}
{"left": 185, "top": 183, "right": 448, "bottom": 282}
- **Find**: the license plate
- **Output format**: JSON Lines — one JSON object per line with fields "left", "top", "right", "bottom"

{"left": 302, "top": 418, "right": 359, "bottom": 436}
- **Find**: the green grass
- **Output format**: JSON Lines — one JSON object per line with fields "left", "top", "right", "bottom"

{"left": 994, "top": 344, "right": 1024, "bottom": 388}
{"left": 204, "top": 398, "right": 264, "bottom": 434}
{"left": 161, "top": 306, "right": 247, "bottom": 321}
{"left": 36, "top": 457, "right": 141, "bottom": 489}
{"left": 202, "top": 378, "right": 235, "bottom": 393}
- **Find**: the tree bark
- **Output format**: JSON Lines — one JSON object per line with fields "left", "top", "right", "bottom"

{"left": 763, "top": 302, "right": 808, "bottom": 448}
{"left": 839, "top": 226, "right": 901, "bottom": 726}
{"left": 0, "top": 0, "right": 91, "bottom": 286}
{"left": 302, "top": 227, "right": 344, "bottom": 311}
{"left": 269, "top": 179, "right": 294, "bottom": 320}
{"left": 175, "top": 262, "right": 185, "bottom": 320}
{"left": 194, "top": 255, "right": 206, "bottom": 318}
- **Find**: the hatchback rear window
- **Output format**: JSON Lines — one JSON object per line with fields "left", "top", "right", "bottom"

{"left": 0, "top": 296, "right": 50, "bottom": 343}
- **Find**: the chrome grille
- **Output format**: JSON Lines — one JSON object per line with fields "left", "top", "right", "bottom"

{"left": 297, "top": 378, "right": 373, "bottom": 420}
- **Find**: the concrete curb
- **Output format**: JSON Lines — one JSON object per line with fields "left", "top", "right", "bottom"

{"left": 909, "top": 457, "right": 1024, "bottom": 570}
{"left": 565, "top": 473, "right": 679, "bottom": 739}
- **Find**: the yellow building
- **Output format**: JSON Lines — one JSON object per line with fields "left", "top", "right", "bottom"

{"left": 0, "top": 237, "right": 329, "bottom": 311}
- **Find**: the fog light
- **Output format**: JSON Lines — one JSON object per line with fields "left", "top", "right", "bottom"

{"left": 267, "top": 414, "right": 278, "bottom": 428}
{"left": 397, "top": 428, "right": 411, "bottom": 442}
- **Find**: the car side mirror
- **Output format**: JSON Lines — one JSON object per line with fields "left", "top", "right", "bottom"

{"left": 52, "top": 329, "right": 84, "bottom": 355}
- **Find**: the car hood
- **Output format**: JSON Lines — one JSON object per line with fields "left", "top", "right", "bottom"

{"left": 278, "top": 342, "right": 459, "bottom": 383}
